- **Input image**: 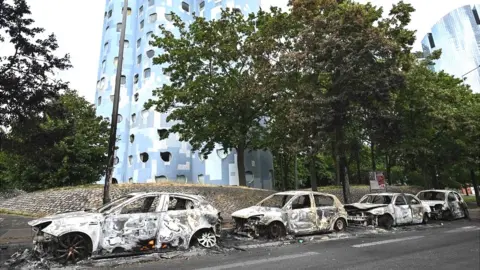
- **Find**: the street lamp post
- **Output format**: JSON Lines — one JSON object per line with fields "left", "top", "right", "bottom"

{"left": 103, "top": 0, "right": 129, "bottom": 205}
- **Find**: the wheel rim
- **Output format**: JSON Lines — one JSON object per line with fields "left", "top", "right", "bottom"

{"left": 423, "top": 214, "right": 428, "bottom": 223}
{"left": 56, "top": 234, "right": 87, "bottom": 264}
{"left": 270, "top": 223, "right": 282, "bottom": 238}
{"left": 197, "top": 231, "right": 216, "bottom": 248}
{"left": 336, "top": 220, "right": 344, "bottom": 231}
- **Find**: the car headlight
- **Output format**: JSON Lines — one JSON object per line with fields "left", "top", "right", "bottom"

{"left": 369, "top": 208, "right": 385, "bottom": 215}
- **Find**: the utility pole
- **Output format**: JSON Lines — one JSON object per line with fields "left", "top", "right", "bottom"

{"left": 103, "top": 0, "right": 129, "bottom": 205}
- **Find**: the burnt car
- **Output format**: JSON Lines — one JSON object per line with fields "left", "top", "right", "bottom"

{"left": 231, "top": 191, "right": 348, "bottom": 239}
{"left": 416, "top": 189, "right": 469, "bottom": 220}
{"left": 28, "top": 192, "right": 222, "bottom": 264}
{"left": 345, "top": 193, "right": 430, "bottom": 229}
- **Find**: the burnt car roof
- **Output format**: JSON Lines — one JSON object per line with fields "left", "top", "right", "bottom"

{"left": 274, "top": 190, "right": 337, "bottom": 197}
{"left": 125, "top": 192, "right": 206, "bottom": 201}
{"left": 417, "top": 190, "right": 452, "bottom": 194}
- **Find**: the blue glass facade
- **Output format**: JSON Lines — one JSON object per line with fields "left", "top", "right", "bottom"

{"left": 421, "top": 4, "right": 480, "bottom": 93}
{"left": 95, "top": 0, "right": 273, "bottom": 188}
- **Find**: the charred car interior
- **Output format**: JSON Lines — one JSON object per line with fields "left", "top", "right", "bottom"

{"left": 231, "top": 191, "right": 348, "bottom": 239}
{"left": 28, "top": 192, "right": 222, "bottom": 264}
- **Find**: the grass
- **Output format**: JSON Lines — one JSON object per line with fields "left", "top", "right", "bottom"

{"left": 463, "top": 195, "right": 479, "bottom": 203}
{"left": 0, "top": 208, "right": 44, "bottom": 218}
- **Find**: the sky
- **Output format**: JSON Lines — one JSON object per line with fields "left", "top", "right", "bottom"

{"left": 12, "top": 0, "right": 480, "bottom": 103}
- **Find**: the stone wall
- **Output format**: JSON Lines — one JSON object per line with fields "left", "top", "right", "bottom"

{"left": 0, "top": 184, "right": 424, "bottom": 218}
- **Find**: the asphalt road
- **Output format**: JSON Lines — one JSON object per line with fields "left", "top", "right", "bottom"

{"left": 115, "top": 220, "right": 480, "bottom": 270}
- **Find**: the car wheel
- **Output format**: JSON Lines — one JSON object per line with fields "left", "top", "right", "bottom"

{"left": 334, "top": 218, "right": 347, "bottom": 232}
{"left": 378, "top": 215, "right": 394, "bottom": 230}
{"left": 195, "top": 230, "right": 217, "bottom": 248}
{"left": 422, "top": 213, "right": 429, "bottom": 224}
{"left": 463, "top": 208, "right": 470, "bottom": 220}
{"left": 443, "top": 210, "right": 454, "bottom": 221}
{"left": 267, "top": 221, "right": 286, "bottom": 239}
{"left": 55, "top": 233, "right": 90, "bottom": 265}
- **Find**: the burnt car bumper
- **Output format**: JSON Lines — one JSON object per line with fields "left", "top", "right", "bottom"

{"left": 232, "top": 217, "right": 267, "bottom": 237}
{"left": 347, "top": 213, "right": 377, "bottom": 226}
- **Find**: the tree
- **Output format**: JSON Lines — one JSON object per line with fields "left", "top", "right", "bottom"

{"left": 0, "top": 90, "right": 109, "bottom": 191}
{"left": 146, "top": 8, "right": 284, "bottom": 186}
{"left": 0, "top": 0, "right": 71, "bottom": 128}
{"left": 281, "top": 0, "right": 415, "bottom": 202}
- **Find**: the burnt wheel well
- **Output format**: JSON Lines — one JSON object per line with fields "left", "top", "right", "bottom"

{"left": 59, "top": 232, "right": 93, "bottom": 254}
{"left": 189, "top": 227, "right": 215, "bottom": 247}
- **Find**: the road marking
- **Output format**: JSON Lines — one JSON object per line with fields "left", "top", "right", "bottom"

{"left": 352, "top": 236, "right": 425, "bottom": 248}
{"left": 445, "top": 226, "right": 480, "bottom": 233}
{"left": 195, "top": 252, "right": 319, "bottom": 270}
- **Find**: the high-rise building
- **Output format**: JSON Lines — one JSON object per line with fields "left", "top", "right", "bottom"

{"left": 421, "top": 4, "right": 480, "bottom": 93}
{"left": 95, "top": 0, "right": 273, "bottom": 188}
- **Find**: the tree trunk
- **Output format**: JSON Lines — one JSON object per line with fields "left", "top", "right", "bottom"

{"left": 370, "top": 140, "right": 376, "bottom": 172}
{"left": 331, "top": 141, "right": 340, "bottom": 185}
{"left": 355, "top": 142, "right": 362, "bottom": 184}
{"left": 471, "top": 169, "right": 480, "bottom": 207}
{"left": 336, "top": 127, "right": 350, "bottom": 203}
{"left": 282, "top": 154, "right": 290, "bottom": 191}
{"left": 432, "top": 167, "right": 439, "bottom": 189}
{"left": 386, "top": 154, "right": 392, "bottom": 185}
{"left": 236, "top": 146, "right": 246, "bottom": 186}
{"left": 309, "top": 152, "right": 317, "bottom": 191}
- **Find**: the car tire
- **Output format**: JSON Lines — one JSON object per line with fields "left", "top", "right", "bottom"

{"left": 422, "top": 213, "right": 429, "bottom": 224}
{"left": 333, "top": 218, "right": 347, "bottom": 232}
{"left": 378, "top": 215, "right": 394, "bottom": 230}
{"left": 267, "top": 221, "right": 286, "bottom": 239}
{"left": 55, "top": 233, "right": 91, "bottom": 265}
{"left": 443, "top": 210, "right": 454, "bottom": 221}
{"left": 463, "top": 208, "right": 470, "bottom": 220}
{"left": 195, "top": 229, "right": 217, "bottom": 248}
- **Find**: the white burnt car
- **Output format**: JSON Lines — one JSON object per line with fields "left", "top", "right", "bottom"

{"left": 416, "top": 190, "right": 469, "bottom": 220}
{"left": 345, "top": 193, "right": 430, "bottom": 229}
{"left": 231, "top": 191, "right": 348, "bottom": 239}
{"left": 28, "top": 192, "right": 222, "bottom": 264}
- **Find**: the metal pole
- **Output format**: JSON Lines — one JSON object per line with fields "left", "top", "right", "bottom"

{"left": 462, "top": 64, "right": 480, "bottom": 78}
{"left": 103, "top": 0, "right": 129, "bottom": 205}
{"left": 294, "top": 155, "right": 298, "bottom": 190}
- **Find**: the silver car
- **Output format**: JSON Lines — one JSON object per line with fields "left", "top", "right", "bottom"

{"left": 28, "top": 192, "right": 222, "bottom": 264}
{"left": 416, "top": 189, "right": 469, "bottom": 220}
{"left": 231, "top": 191, "right": 348, "bottom": 239}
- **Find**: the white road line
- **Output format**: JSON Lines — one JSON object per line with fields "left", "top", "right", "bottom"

{"left": 195, "top": 252, "right": 319, "bottom": 270}
{"left": 445, "top": 226, "right": 480, "bottom": 233}
{"left": 352, "top": 236, "right": 425, "bottom": 248}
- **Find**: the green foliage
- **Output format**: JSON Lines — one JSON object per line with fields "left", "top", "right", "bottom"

{"left": 0, "top": 91, "right": 109, "bottom": 191}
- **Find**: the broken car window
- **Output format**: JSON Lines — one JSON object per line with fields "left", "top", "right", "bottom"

{"left": 120, "top": 196, "right": 160, "bottom": 214}
{"left": 98, "top": 195, "right": 134, "bottom": 213}
{"left": 395, "top": 196, "right": 407, "bottom": 206}
{"left": 314, "top": 195, "right": 334, "bottom": 207}
{"left": 291, "top": 195, "right": 312, "bottom": 210}
{"left": 417, "top": 191, "right": 445, "bottom": 201}
{"left": 258, "top": 195, "right": 294, "bottom": 208}
{"left": 447, "top": 192, "right": 456, "bottom": 201}
{"left": 168, "top": 197, "right": 195, "bottom": 211}
{"left": 406, "top": 195, "right": 420, "bottom": 205}
{"left": 359, "top": 195, "right": 392, "bottom": 204}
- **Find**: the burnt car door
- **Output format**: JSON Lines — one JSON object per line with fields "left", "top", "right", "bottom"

{"left": 101, "top": 194, "right": 162, "bottom": 252}
{"left": 393, "top": 195, "right": 413, "bottom": 225}
{"left": 156, "top": 194, "right": 198, "bottom": 248}
{"left": 313, "top": 194, "right": 337, "bottom": 231}
{"left": 448, "top": 192, "right": 465, "bottom": 218}
{"left": 405, "top": 194, "right": 424, "bottom": 224}
{"left": 286, "top": 194, "right": 318, "bottom": 234}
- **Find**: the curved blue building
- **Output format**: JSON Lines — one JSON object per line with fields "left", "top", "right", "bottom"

{"left": 421, "top": 4, "right": 480, "bottom": 93}
{"left": 95, "top": 0, "right": 273, "bottom": 188}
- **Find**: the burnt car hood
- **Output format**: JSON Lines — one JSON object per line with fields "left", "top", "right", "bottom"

{"left": 344, "top": 203, "right": 388, "bottom": 211}
{"left": 420, "top": 200, "right": 445, "bottom": 207}
{"left": 28, "top": 211, "right": 102, "bottom": 227}
{"left": 231, "top": 206, "right": 282, "bottom": 219}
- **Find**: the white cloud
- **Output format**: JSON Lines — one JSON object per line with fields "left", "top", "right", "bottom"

{"left": 1, "top": 0, "right": 477, "bottom": 103}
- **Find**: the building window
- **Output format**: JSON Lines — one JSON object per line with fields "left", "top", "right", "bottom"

{"left": 116, "top": 23, "right": 122, "bottom": 32}
{"left": 157, "top": 129, "right": 168, "bottom": 140}
{"left": 140, "top": 20, "right": 144, "bottom": 30}
{"left": 121, "top": 75, "right": 126, "bottom": 85}
{"left": 130, "top": 134, "right": 135, "bottom": 143}
{"left": 134, "top": 93, "right": 139, "bottom": 102}
{"left": 137, "top": 38, "right": 141, "bottom": 48}
{"left": 137, "top": 54, "right": 142, "bottom": 64}
{"left": 160, "top": 152, "right": 172, "bottom": 162}
{"left": 131, "top": 113, "right": 136, "bottom": 123}
{"left": 427, "top": 33, "right": 435, "bottom": 48}
{"left": 122, "top": 7, "right": 132, "bottom": 16}
{"left": 197, "top": 174, "right": 205, "bottom": 184}
{"left": 128, "top": 177, "right": 133, "bottom": 183}
{"left": 97, "top": 96, "right": 102, "bottom": 106}
{"left": 112, "top": 178, "right": 118, "bottom": 184}
{"left": 134, "top": 74, "right": 139, "bottom": 84}
{"left": 128, "top": 155, "right": 133, "bottom": 165}
{"left": 473, "top": 7, "right": 480, "bottom": 25}
{"left": 146, "top": 31, "right": 153, "bottom": 41}
{"left": 165, "top": 13, "right": 173, "bottom": 21}
{"left": 199, "top": 1, "right": 205, "bottom": 10}
{"left": 114, "top": 157, "right": 119, "bottom": 165}
{"left": 155, "top": 175, "right": 167, "bottom": 182}
{"left": 215, "top": 0, "right": 221, "bottom": 7}
{"left": 104, "top": 11, "right": 107, "bottom": 18}
{"left": 139, "top": 6, "right": 144, "bottom": 16}
{"left": 105, "top": 25, "right": 110, "bottom": 32}
{"left": 182, "top": 2, "right": 189, "bottom": 12}
{"left": 176, "top": 175, "right": 187, "bottom": 183}
{"left": 113, "top": 57, "right": 118, "bottom": 67}
{"left": 104, "top": 42, "right": 109, "bottom": 52}
{"left": 110, "top": 94, "right": 114, "bottom": 102}
{"left": 123, "top": 40, "right": 130, "bottom": 48}
{"left": 99, "top": 77, "right": 106, "bottom": 89}
{"left": 146, "top": 50, "right": 155, "bottom": 58}
{"left": 233, "top": 8, "right": 241, "bottom": 13}
{"left": 108, "top": 10, "right": 113, "bottom": 18}
{"left": 149, "top": 0, "right": 155, "bottom": 6}
{"left": 117, "top": 114, "right": 123, "bottom": 123}
{"left": 102, "top": 60, "right": 106, "bottom": 73}
{"left": 144, "top": 68, "right": 151, "bottom": 78}
{"left": 149, "top": 13, "right": 157, "bottom": 23}
{"left": 140, "top": 152, "right": 149, "bottom": 162}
